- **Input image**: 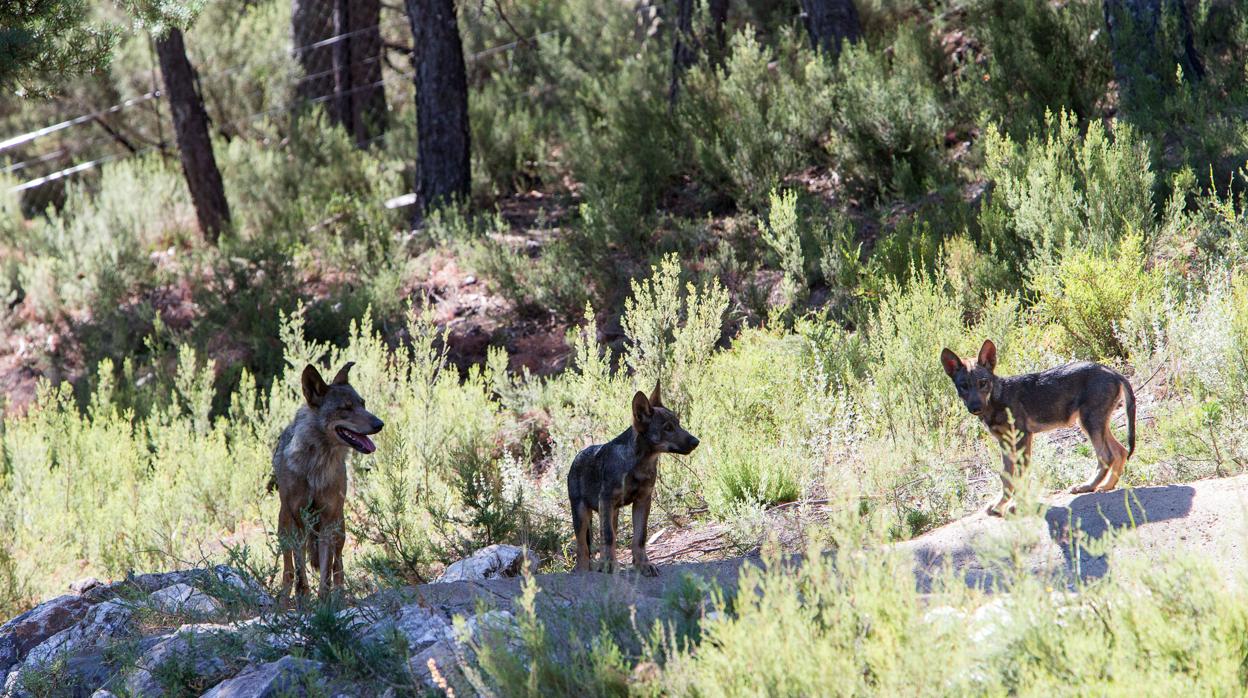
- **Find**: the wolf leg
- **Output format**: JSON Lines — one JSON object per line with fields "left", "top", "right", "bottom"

{"left": 278, "top": 503, "right": 297, "bottom": 605}
{"left": 631, "top": 496, "right": 658, "bottom": 576}
{"left": 571, "top": 499, "right": 593, "bottom": 573}
{"left": 1094, "top": 432, "right": 1129, "bottom": 492}
{"left": 333, "top": 532, "right": 345, "bottom": 588}
{"left": 1074, "top": 411, "right": 1114, "bottom": 494}
{"left": 597, "top": 496, "right": 618, "bottom": 573}
{"left": 989, "top": 433, "right": 1029, "bottom": 516}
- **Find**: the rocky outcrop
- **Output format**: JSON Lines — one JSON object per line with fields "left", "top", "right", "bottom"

{"left": 199, "top": 656, "right": 324, "bottom": 698}
{"left": 123, "top": 624, "right": 241, "bottom": 697}
{"left": 0, "top": 550, "right": 760, "bottom": 697}
{"left": 0, "top": 594, "right": 95, "bottom": 688}
{"left": 433, "top": 544, "right": 538, "bottom": 583}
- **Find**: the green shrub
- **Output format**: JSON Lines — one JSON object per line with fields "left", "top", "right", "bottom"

{"left": 620, "top": 253, "right": 730, "bottom": 413}
{"left": 966, "top": 0, "right": 1113, "bottom": 135}
{"left": 688, "top": 329, "right": 814, "bottom": 514}
{"left": 828, "top": 25, "right": 948, "bottom": 199}
{"left": 1147, "top": 273, "right": 1248, "bottom": 480}
{"left": 978, "top": 110, "right": 1156, "bottom": 282}
{"left": 562, "top": 46, "right": 681, "bottom": 254}
{"left": 1031, "top": 231, "right": 1163, "bottom": 361}
{"left": 681, "top": 30, "right": 836, "bottom": 208}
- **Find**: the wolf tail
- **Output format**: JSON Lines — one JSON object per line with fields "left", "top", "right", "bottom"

{"left": 1123, "top": 377, "right": 1137, "bottom": 458}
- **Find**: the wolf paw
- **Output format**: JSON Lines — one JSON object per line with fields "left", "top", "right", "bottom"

{"left": 636, "top": 562, "right": 659, "bottom": 577}
{"left": 1069, "top": 484, "right": 1095, "bottom": 494}
{"left": 987, "top": 499, "right": 1014, "bottom": 517}
{"left": 595, "top": 559, "right": 618, "bottom": 574}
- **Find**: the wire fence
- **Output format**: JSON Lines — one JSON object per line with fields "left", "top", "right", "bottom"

{"left": 1, "top": 4, "right": 424, "bottom": 209}
{"left": 1, "top": 0, "right": 629, "bottom": 209}
{"left": 3, "top": 17, "right": 561, "bottom": 209}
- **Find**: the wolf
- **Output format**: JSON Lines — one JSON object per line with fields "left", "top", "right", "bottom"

{"left": 940, "top": 340, "right": 1136, "bottom": 516}
{"left": 271, "top": 361, "right": 384, "bottom": 601}
{"left": 566, "top": 382, "right": 699, "bottom": 576}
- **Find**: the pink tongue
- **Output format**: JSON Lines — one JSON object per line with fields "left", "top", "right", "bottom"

{"left": 356, "top": 433, "right": 376, "bottom": 454}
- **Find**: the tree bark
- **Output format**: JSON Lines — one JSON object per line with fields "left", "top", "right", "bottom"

{"left": 292, "top": 0, "right": 335, "bottom": 104}
{"left": 669, "top": 0, "right": 697, "bottom": 106}
{"left": 405, "top": 0, "right": 471, "bottom": 215}
{"left": 155, "top": 27, "right": 230, "bottom": 244}
{"left": 292, "top": 0, "right": 387, "bottom": 147}
{"left": 799, "top": 0, "right": 862, "bottom": 59}
{"left": 1103, "top": 0, "right": 1204, "bottom": 106}
{"left": 344, "top": 0, "right": 387, "bottom": 146}
{"left": 707, "top": 0, "right": 729, "bottom": 64}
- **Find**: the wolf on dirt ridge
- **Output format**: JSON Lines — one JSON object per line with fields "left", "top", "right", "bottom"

{"left": 270, "top": 361, "right": 384, "bottom": 602}
{"left": 941, "top": 339, "right": 1137, "bottom": 517}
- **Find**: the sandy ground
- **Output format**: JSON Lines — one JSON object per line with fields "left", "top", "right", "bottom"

{"left": 899, "top": 475, "right": 1248, "bottom": 590}
{"left": 457, "top": 476, "right": 1248, "bottom": 609}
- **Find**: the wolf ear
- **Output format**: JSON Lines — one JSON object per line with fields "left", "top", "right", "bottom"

{"left": 632, "top": 391, "right": 653, "bottom": 432}
{"left": 331, "top": 361, "right": 355, "bottom": 385}
{"left": 649, "top": 380, "right": 662, "bottom": 408}
{"left": 940, "top": 348, "right": 962, "bottom": 377}
{"left": 302, "top": 364, "right": 328, "bottom": 407}
{"left": 977, "top": 339, "right": 997, "bottom": 372}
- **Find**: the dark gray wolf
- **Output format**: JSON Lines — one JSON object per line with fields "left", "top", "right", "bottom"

{"left": 566, "top": 383, "right": 699, "bottom": 576}
{"left": 271, "top": 362, "right": 383, "bottom": 601}
{"left": 940, "top": 340, "right": 1136, "bottom": 516}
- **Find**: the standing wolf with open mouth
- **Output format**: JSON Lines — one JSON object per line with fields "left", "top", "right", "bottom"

{"left": 271, "top": 362, "right": 384, "bottom": 601}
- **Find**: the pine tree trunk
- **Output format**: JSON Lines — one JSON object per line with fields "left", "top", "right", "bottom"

{"left": 708, "top": 0, "right": 729, "bottom": 64}
{"left": 1103, "top": 0, "right": 1204, "bottom": 107}
{"left": 345, "top": 0, "right": 387, "bottom": 146}
{"left": 799, "top": 0, "right": 862, "bottom": 58}
{"left": 292, "top": 0, "right": 335, "bottom": 104}
{"left": 155, "top": 27, "right": 230, "bottom": 244}
{"left": 292, "top": 0, "right": 387, "bottom": 146}
{"left": 669, "top": 0, "right": 697, "bottom": 106}
{"left": 405, "top": 0, "right": 471, "bottom": 215}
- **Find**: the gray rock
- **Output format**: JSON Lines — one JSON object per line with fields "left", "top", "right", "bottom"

{"left": 200, "top": 656, "right": 324, "bottom": 698}
{"left": 332, "top": 607, "right": 376, "bottom": 636}
{"left": 69, "top": 578, "right": 103, "bottom": 595}
{"left": 18, "top": 600, "right": 134, "bottom": 672}
{"left": 123, "top": 624, "right": 239, "bottom": 697}
{"left": 409, "top": 639, "right": 462, "bottom": 693}
{"left": 210, "top": 566, "right": 275, "bottom": 609}
{"left": 362, "top": 604, "right": 451, "bottom": 652}
{"left": 407, "top": 609, "right": 516, "bottom": 694}
{"left": 434, "top": 545, "right": 537, "bottom": 583}
{"left": 123, "top": 566, "right": 271, "bottom": 608}
{"left": 0, "top": 594, "right": 94, "bottom": 685}
{"left": 464, "top": 610, "right": 517, "bottom": 644}
{"left": 149, "top": 583, "right": 221, "bottom": 617}
{"left": 89, "top": 690, "right": 117, "bottom": 698}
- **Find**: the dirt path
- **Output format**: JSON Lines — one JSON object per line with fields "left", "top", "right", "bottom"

{"left": 409, "top": 476, "right": 1248, "bottom": 614}
{"left": 900, "top": 475, "right": 1248, "bottom": 590}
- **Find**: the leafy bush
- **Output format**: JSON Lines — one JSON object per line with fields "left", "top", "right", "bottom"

{"left": 760, "top": 189, "right": 807, "bottom": 302}
{"left": 681, "top": 30, "right": 836, "bottom": 208}
{"left": 978, "top": 110, "right": 1156, "bottom": 285}
{"left": 620, "top": 253, "right": 730, "bottom": 413}
{"left": 1032, "top": 231, "right": 1163, "bottom": 361}
{"left": 562, "top": 45, "right": 681, "bottom": 254}
{"left": 966, "top": 0, "right": 1113, "bottom": 135}
{"left": 828, "top": 25, "right": 948, "bottom": 199}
